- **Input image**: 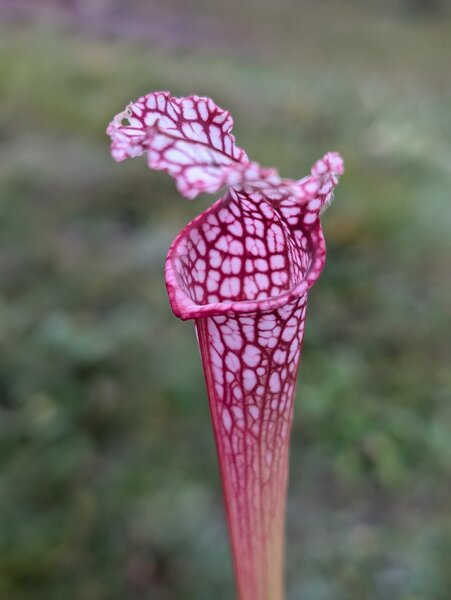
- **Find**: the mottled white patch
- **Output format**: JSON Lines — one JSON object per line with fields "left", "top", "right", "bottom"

{"left": 243, "top": 369, "right": 257, "bottom": 391}
{"left": 303, "top": 212, "right": 317, "bottom": 224}
{"left": 229, "top": 239, "right": 244, "bottom": 255}
{"left": 223, "top": 328, "right": 243, "bottom": 351}
{"left": 209, "top": 249, "right": 222, "bottom": 268}
{"left": 245, "top": 259, "right": 254, "bottom": 273}
{"left": 308, "top": 198, "right": 322, "bottom": 211}
{"left": 267, "top": 231, "right": 276, "bottom": 253}
{"left": 209, "top": 124, "right": 222, "bottom": 149}
{"left": 220, "top": 277, "right": 241, "bottom": 298}
{"left": 248, "top": 405, "right": 259, "bottom": 420}
{"left": 213, "top": 110, "right": 227, "bottom": 124}
{"left": 254, "top": 219, "right": 265, "bottom": 239}
{"left": 242, "top": 324, "right": 255, "bottom": 342}
{"left": 197, "top": 238, "right": 206, "bottom": 256}
{"left": 222, "top": 407, "right": 232, "bottom": 433}
{"left": 182, "top": 100, "right": 197, "bottom": 120}
{"left": 156, "top": 94, "right": 166, "bottom": 111}
{"left": 221, "top": 257, "right": 232, "bottom": 274}
{"left": 259, "top": 201, "right": 274, "bottom": 219}
{"left": 273, "top": 349, "right": 287, "bottom": 365}
{"left": 197, "top": 267, "right": 206, "bottom": 284}
{"left": 205, "top": 226, "right": 220, "bottom": 242}
{"left": 150, "top": 135, "right": 169, "bottom": 151}
{"left": 228, "top": 221, "right": 243, "bottom": 237}
{"left": 166, "top": 102, "right": 178, "bottom": 121}
{"left": 255, "top": 258, "right": 268, "bottom": 272}
{"left": 211, "top": 348, "right": 222, "bottom": 368}
{"left": 194, "top": 285, "right": 204, "bottom": 304}
{"left": 165, "top": 148, "right": 191, "bottom": 165}
{"left": 225, "top": 352, "right": 240, "bottom": 371}
{"left": 242, "top": 278, "right": 258, "bottom": 299}
{"left": 270, "top": 224, "right": 285, "bottom": 251}
{"left": 146, "top": 95, "right": 157, "bottom": 109}
{"left": 258, "top": 316, "right": 276, "bottom": 331}
{"left": 255, "top": 272, "right": 269, "bottom": 290}
{"left": 218, "top": 208, "right": 234, "bottom": 224}
{"left": 242, "top": 344, "right": 261, "bottom": 368}
{"left": 207, "top": 271, "right": 220, "bottom": 292}
{"left": 215, "top": 236, "right": 229, "bottom": 252}
{"left": 230, "top": 256, "right": 241, "bottom": 274}
{"left": 232, "top": 405, "right": 244, "bottom": 420}
{"left": 233, "top": 385, "right": 243, "bottom": 400}
{"left": 224, "top": 136, "right": 232, "bottom": 154}
{"left": 282, "top": 325, "right": 297, "bottom": 342}
{"left": 192, "top": 122, "right": 210, "bottom": 144}
{"left": 269, "top": 372, "right": 281, "bottom": 393}
{"left": 244, "top": 216, "right": 256, "bottom": 235}
{"left": 185, "top": 165, "right": 211, "bottom": 183}
{"left": 270, "top": 254, "right": 285, "bottom": 270}
{"left": 197, "top": 99, "right": 208, "bottom": 121}
{"left": 271, "top": 271, "right": 288, "bottom": 286}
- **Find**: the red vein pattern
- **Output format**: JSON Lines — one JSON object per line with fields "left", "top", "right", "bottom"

{"left": 107, "top": 90, "right": 247, "bottom": 198}
{"left": 197, "top": 297, "right": 306, "bottom": 600}
{"left": 107, "top": 92, "right": 344, "bottom": 600}
{"left": 107, "top": 91, "right": 341, "bottom": 204}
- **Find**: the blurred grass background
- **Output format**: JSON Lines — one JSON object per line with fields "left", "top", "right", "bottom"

{"left": 0, "top": 1, "right": 450, "bottom": 598}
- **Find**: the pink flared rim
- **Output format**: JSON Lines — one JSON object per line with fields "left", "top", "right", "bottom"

{"left": 165, "top": 197, "right": 326, "bottom": 321}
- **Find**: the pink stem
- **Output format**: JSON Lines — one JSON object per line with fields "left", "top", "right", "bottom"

{"left": 195, "top": 296, "right": 307, "bottom": 600}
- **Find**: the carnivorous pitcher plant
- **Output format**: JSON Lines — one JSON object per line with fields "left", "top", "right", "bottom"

{"left": 107, "top": 91, "right": 343, "bottom": 600}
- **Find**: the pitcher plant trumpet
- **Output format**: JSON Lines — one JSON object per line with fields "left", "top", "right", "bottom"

{"left": 107, "top": 91, "right": 343, "bottom": 600}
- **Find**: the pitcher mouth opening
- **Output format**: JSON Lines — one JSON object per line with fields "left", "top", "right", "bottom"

{"left": 165, "top": 192, "right": 326, "bottom": 321}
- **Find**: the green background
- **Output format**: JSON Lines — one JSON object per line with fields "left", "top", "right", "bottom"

{"left": 0, "top": 1, "right": 450, "bottom": 598}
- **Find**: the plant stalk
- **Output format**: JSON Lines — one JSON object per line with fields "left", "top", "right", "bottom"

{"left": 195, "top": 297, "right": 306, "bottom": 600}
